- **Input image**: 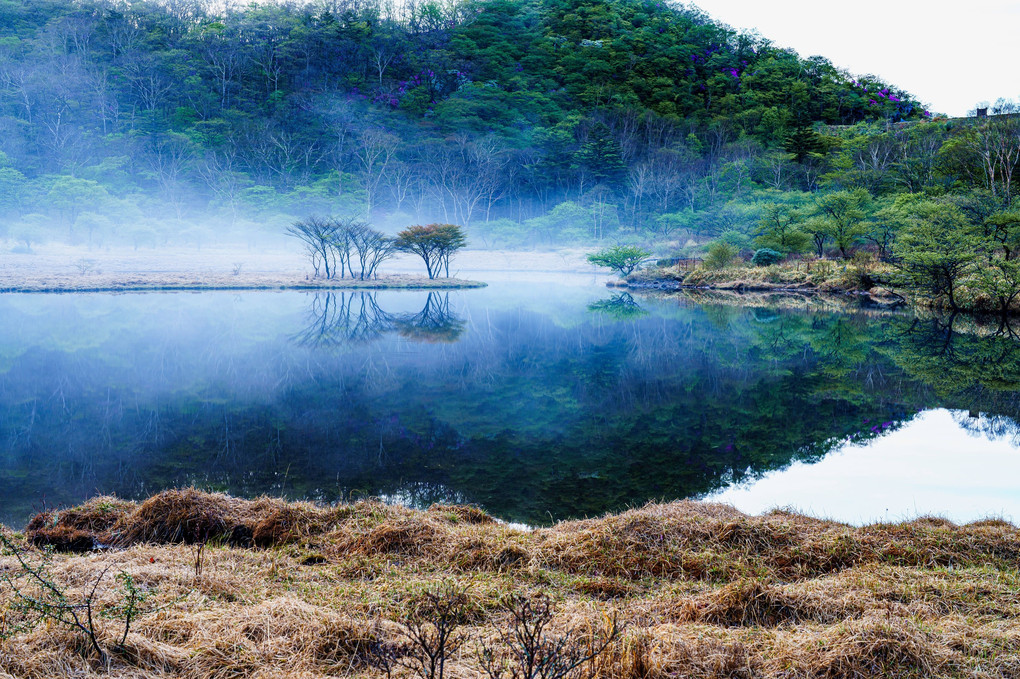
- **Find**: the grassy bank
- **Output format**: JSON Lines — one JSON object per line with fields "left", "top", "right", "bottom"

{"left": 623, "top": 260, "right": 903, "bottom": 300}
{"left": 2, "top": 490, "right": 1019, "bottom": 678}
{"left": 623, "top": 259, "right": 1020, "bottom": 316}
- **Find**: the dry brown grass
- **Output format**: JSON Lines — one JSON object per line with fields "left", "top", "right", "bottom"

{"left": 3, "top": 491, "right": 1020, "bottom": 678}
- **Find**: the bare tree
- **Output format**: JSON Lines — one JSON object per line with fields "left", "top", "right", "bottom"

{"left": 196, "top": 148, "right": 250, "bottom": 223}
{"left": 354, "top": 127, "right": 398, "bottom": 216}
{"left": 974, "top": 117, "right": 1020, "bottom": 206}
{"left": 199, "top": 26, "right": 249, "bottom": 109}
{"left": 287, "top": 216, "right": 340, "bottom": 279}
{"left": 293, "top": 292, "right": 396, "bottom": 347}
{"left": 347, "top": 219, "right": 397, "bottom": 279}
{"left": 146, "top": 132, "right": 195, "bottom": 218}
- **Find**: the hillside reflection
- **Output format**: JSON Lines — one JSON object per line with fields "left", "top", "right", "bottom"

{"left": 1, "top": 289, "right": 1020, "bottom": 526}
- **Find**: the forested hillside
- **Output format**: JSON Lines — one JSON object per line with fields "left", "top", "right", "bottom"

{"left": 0, "top": 0, "right": 934, "bottom": 248}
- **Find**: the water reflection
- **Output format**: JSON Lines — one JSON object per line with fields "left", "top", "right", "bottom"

{"left": 708, "top": 408, "right": 1020, "bottom": 524}
{"left": 293, "top": 292, "right": 464, "bottom": 347}
{"left": 587, "top": 292, "right": 647, "bottom": 319}
{"left": 393, "top": 293, "right": 465, "bottom": 343}
{"left": 1, "top": 287, "right": 1020, "bottom": 527}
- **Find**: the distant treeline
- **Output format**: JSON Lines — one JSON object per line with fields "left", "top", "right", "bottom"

{"left": 0, "top": 0, "right": 947, "bottom": 248}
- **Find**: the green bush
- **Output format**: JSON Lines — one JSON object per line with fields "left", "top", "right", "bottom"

{"left": 703, "top": 242, "right": 739, "bottom": 270}
{"left": 751, "top": 248, "right": 784, "bottom": 266}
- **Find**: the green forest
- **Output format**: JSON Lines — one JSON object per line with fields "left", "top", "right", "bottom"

{"left": 0, "top": 0, "right": 941, "bottom": 246}
{"left": 3, "top": 0, "right": 1020, "bottom": 312}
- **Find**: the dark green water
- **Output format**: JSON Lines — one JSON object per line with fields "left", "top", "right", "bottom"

{"left": 2, "top": 279, "right": 1020, "bottom": 527}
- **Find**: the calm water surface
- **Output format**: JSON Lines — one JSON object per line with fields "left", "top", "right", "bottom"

{"left": 2, "top": 274, "right": 1020, "bottom": 527}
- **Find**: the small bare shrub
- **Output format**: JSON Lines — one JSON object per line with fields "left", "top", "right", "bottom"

{"left": 74, "top": 257, "right": 97, "bottom": 276}
{"left": 0, "top": 533, "right": 154, "bottom": 663}
{"left": 395, "top": 581, "right": 470, "bottom": 679}
{"left": 480, "top": 593, "right": 622, "bottom": 679}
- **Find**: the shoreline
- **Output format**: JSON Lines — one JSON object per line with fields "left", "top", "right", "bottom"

{"left": 2, "top": 490, "right": 1018, "bottom": 678}
{"left": 611, "top": 278, "right": 907, "bottom": 309}
{"left": 0, "top": 243, "right": 603, "bottom": 293}
{"left": 614, "top": 262, "right": 914, "bottom": 309}
{"left": 0, "top": 276, "right": 487, "bottom": 293}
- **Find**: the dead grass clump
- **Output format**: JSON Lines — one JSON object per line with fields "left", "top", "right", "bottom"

{"left": 136, "top": 609, "right": 201, "bottom": 646}
{"left": 545, "top": 508, "right": 718, "bottom": 579}
{"left": 112, "top": 489, "right": 248, "bottom": 545}
{"left": 325, "top": 498, "right": 406, "bottom": 526}
{"left": 111, "top": 632, "right": 190, "bottom": 675}
{"left": 545, "top": 503, "right": 802, "bottom": 580}
{"left": 547, "top": 501, "right": 1020, "bottom": 583}
{"left": 694, "top": 580, "right": 798, "bottom": 627}
{"left": 715, "top": 519, "right": 797, "bottom": 551}
{"left": 25, "top": 522, "right": 96, "bottom": 553}
{"left": 339, "top": 517, "right": 443, "bottom": 557}
{"left": 688, "top": 579, "right": 859, "bottom": 627}
{"left": 25, "top": 496, "right": 136, "bottom": 552}
{"left": 863, "top": 519, "right": 1020, "bottom": 569}
{"left": 652, "top": 629, "right": 758, "bottom": 678}
{"left": 612, "top": 629, "right": 660, "bottom": 679}
{"left": 451, "top": 532, "right": 533, "bottom": 572}
{"left": 250, "top": 501, "right": 325, "bottom": 547}
{"left": 966, "top": 518, "right": 1015, "bottom": 529}
{"left": 0, "top": 627, "right": 97, "bottom": 677}
{"left": 782, "top": 615, "right": 949, "bottom": 678}
{"left": 177, "top": 598, "right": 387, "bottom": 676}
{"left": 314, "top": 616, "right": 395, "bottom": 667}
{"left": 427, "top": 503, "right": 496, "bottom": 524}
{"left": 778, "top": 531, "right": 868, "bottom": 576}
{"left": 573, "top": 576, "right": 635, "bottom": 600}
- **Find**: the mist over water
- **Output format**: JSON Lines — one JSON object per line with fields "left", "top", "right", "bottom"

{"left": 2, "top": 278, "right": 1020, "bottom": 527}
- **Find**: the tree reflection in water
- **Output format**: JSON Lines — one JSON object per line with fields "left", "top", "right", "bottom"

{"left": 293, "top": 292, "right": 464, "bottom": 347}
{"left": 587, "top": 292, "right": 647, "bottom": 320}
{"left": 393, "top": 293, "right": 465, "bottom": 343}
{"left": 292, "top": 292, "right": 394, "bottom": 347}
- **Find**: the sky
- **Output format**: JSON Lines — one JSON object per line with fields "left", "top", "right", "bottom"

{"left": 691, "top": 0, "right": 1020, "bottom": 117}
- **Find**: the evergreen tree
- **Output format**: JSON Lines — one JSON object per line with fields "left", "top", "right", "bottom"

{"left": 574, "top": 123, "right": 626, "bottom": 187}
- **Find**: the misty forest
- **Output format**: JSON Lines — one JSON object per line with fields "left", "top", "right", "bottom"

{"left": 0, "top": 0, "right": 941, "bottom": 249}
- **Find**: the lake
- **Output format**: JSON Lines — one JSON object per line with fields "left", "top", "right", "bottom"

{"left": 2, "top": 273, "right": 1020, "bottom": 528}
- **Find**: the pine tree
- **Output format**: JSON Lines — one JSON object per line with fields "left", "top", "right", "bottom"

{"left": 575, "top": 123, "right": 627, "bottom": 186}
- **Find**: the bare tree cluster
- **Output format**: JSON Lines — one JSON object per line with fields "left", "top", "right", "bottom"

{"left": 286, "top": 215, "right": 395, "bottom": 279}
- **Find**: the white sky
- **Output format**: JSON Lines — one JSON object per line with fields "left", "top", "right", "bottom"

{"left": 691, "top": 0, "right": 1020, "bottom": 117}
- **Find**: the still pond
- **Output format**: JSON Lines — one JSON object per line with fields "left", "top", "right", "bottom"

{"left": 2, "top": 274, "right": 1019, "bottom": 527}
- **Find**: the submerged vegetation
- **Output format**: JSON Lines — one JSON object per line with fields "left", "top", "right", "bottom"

{"left": 1, "top": 490, "right": 1020, "bottom": 678}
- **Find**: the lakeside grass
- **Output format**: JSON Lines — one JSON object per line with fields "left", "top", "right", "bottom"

{"left": 2, "top": 490, "right": 1019, "bottom": 678}
{"left": 0, "top": 273, "right": 486, "bottom": 293}
{"left": 625, "top": 259, "right": 1020, "bottom": 316}
{"left": 625, "top": 260, "right": 896, "bottom": 296}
